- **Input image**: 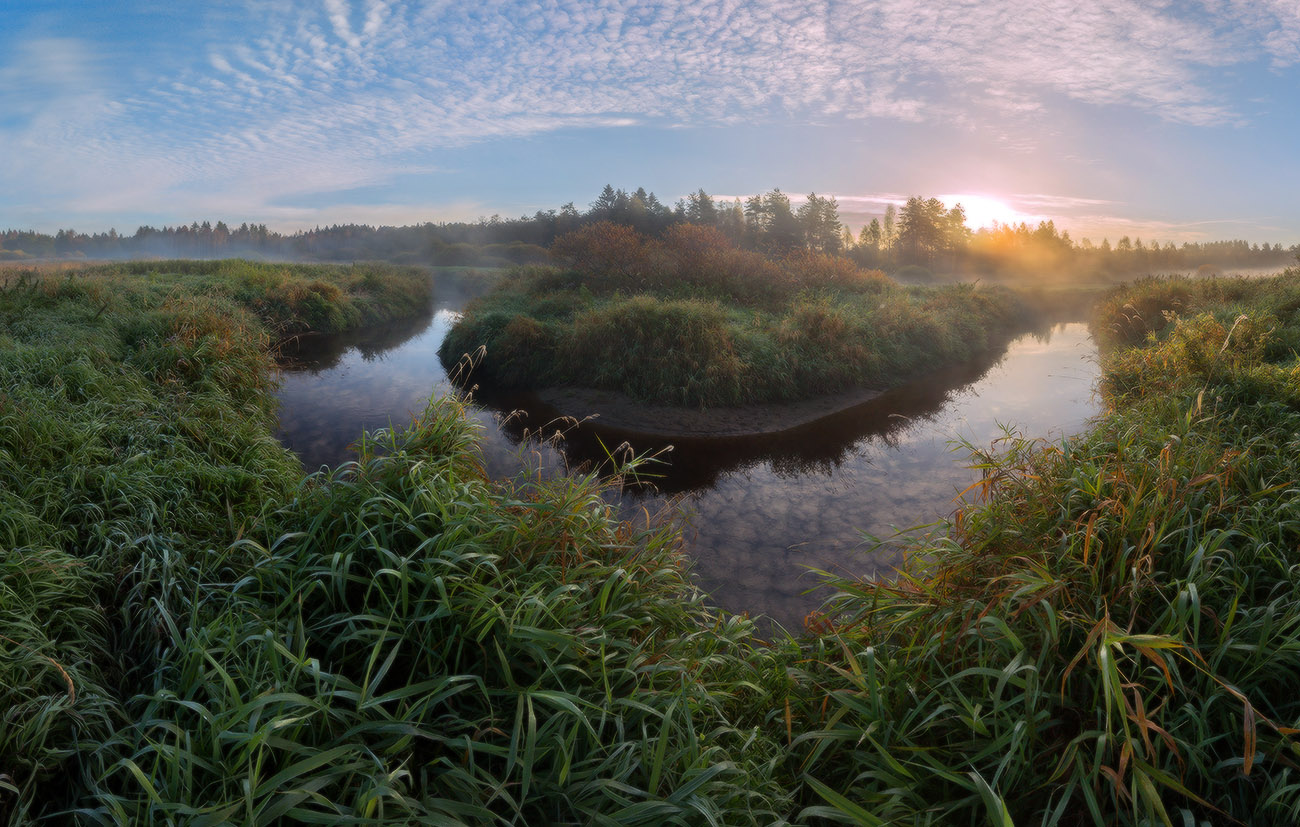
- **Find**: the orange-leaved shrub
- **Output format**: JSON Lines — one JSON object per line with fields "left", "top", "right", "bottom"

{"left": 550, "top": 222, "right": 657, "bottom": 286}
{"left": 549, "top": 222, "right": 889, "bottom": 301}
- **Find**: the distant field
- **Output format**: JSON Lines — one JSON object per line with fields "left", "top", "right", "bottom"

{"left": 0, "top": 258, "right": 98, "bottom": 272}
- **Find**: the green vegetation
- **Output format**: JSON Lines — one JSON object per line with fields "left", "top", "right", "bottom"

{"left": 781, "top": 269, "right": 1300, "bottom": 822}
{"left": 0, "top": 260, "right": 431, "bottom": 820}
{"left": 440, "top": 223, "right": 1028, "bottom": 407}
{"left": 0, "top": 259, "right": 785, "bottom": 823}
{"left": 9, "top": 257, "right": 1300, "bottom": 823}
{"left": 75, "top": 404, "right": 796, "bottom": 823}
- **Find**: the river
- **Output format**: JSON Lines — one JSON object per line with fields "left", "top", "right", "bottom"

{"left": 275, "top": 274, "right": 1100, "bottom": 632}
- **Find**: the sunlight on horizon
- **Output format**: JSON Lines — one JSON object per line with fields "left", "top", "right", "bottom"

{"left": 939, "top": 194, "right": 1039, "bottom": 231}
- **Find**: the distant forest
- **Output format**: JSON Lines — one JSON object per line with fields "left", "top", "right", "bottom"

{"left": 3, "top": 185, "right": 1295, "bottom": 280}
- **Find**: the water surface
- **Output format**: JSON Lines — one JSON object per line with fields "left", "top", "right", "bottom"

{"left": 275, "top": 277, "right": 1100, "bottom": 632}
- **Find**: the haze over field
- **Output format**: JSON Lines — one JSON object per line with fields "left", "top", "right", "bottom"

{"left": 3, "top": 1, "right": 1300, "bottom": 242}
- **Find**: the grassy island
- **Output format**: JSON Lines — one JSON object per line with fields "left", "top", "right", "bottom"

{"left": 8, "top": 258, "right": 1300, "bottom": 823}
{"left": 439, "top": 223, "right": 1028, "bottom": 407}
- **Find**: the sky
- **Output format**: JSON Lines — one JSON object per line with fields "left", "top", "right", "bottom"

{"left": 2, "top": 0, "right": 1299, "bottom": 244}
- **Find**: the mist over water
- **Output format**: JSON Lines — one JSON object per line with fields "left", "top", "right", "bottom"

{"left": 275, "top": 276, "right": 1100, "bottom": 632}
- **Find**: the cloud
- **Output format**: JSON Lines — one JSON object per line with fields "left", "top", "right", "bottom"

{"left": 1, "top": 0, "right": 1297, "bottom": 225}
{"left": 0, "top": 37, "right": 111, "bottom": 133}
{"left": 324, "top": 0, "right": 362, "bottom": 51}
{"left": 1009, "top": 194, "right": 1118, "bottom": 211}
{"left": 1218, "top": 0, "right": 1300, "bottom": 66}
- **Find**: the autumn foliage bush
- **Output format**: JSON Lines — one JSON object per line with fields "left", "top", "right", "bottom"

{"left": 568, "top": 296, "right": 745, "bottom": 405}
{"left": 549, "top": 221, "right": 655, "bottom": 283}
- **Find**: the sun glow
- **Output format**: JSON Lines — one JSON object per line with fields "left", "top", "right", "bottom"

{"left": 939, "top": 194, "right": 1034, "bottom": 231}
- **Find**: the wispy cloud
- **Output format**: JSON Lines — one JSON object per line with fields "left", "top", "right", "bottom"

{"left": 1, "top": 0, "right": 1298, "bottom": 226}
{"left": 1219, "top": 0, "right": 1300, "bottom": 66}
{"left": 1009, "top": 194, "right": 1118, "bottom": 211}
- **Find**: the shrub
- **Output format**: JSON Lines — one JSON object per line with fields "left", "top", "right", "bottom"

{"left": 568, "top": 296, "right": 745, "bottom": 406}
{"left": 549, "top": 221, "right": 655, "bottom": 286}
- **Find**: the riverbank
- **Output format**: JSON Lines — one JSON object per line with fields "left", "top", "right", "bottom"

{"left": 796, "top": 269, "right": 1300, "bottom": 820}
{"left": 524, "top": 304, "right": 1101, "bottom": 438}
{"left": 533, "top": 382, "right": 887, "bottom": 436}
{"left": 439, "top": 223, "right": 1029, "bottom": 408}
{"left": 0, "top": 260, "right": 434, "bottom": 819}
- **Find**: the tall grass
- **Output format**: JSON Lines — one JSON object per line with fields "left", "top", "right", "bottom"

{"left": 74, "top": 397, "right": 791, "bottom": 823}
{"left": 441, "top": 224, "right": 1028, "bottom": 407}
{"left": 9, "top": 261, "right": 1300, "bottom": 823}
{"left": 776, "top": 269, "right": 1300, "bottom": 823}
{"left": 0, "top": 261, "right": 431, "bottom": 821}
{"left": 4, "top": 259, "right": 432, "bottom": 337}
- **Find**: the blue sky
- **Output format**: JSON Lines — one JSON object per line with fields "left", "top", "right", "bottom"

{"left": 2, "top": 0, "right": 1299, "bottom": 244}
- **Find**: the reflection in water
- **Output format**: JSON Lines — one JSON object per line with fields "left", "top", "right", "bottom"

{"left": 669, "top": 325, "right": 1097, "bottom": 634}
{"left": 275, "top": 307, "right": 463, "bottom": 470}
{"left": 276, "top": 311, "right": 436, "bottom": 374}
{"left": 274, "top": 277, "right": 560, "bottom": 479}
{"left": 475, "top": 324, "right": 1099, "bottom": 633}
{"left": 276, "top": 283, "right": 1100, "bottom": 634}
{"left": 476, "top": 337, "right": 1018, "bottom": 494}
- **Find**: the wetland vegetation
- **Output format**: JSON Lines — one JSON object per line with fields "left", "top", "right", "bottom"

{"left": 440, "top": 222, "right": 1028, "bottom": 407}
{"left": 0, "top": 260, "right": 432, "bottom": 819}
{"left": 6, "top": 255, "right": 1300, "bottom": 823}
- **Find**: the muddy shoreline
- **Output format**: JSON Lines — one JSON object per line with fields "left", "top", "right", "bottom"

{"left": 534, "top": 384, "right": 887, "bottom": 438}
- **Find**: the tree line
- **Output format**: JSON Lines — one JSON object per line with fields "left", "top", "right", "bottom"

{"left": 3, "top": 187, "right": 1295, "bottom": 278}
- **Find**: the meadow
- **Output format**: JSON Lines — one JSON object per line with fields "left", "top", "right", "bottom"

{"left": 440, "top": 223, "right": 1028, "bottom": 407}
{"left": 4, "top": 258, "right": 1300, "bottom": 823}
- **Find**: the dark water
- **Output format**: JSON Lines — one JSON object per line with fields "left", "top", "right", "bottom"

{"left": 275, "top": 278, "right": 1100, "bottom": 632}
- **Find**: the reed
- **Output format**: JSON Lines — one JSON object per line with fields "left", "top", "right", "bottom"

{"left": 780, "top": 268, "right": 1300, "bottom": 823}
{"left": 74, "top": 397, "right": 792, "bottom": 823}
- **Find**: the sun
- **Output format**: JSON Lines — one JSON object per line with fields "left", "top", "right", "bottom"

{"left": 938, "top": 194, "right": 1027, "bottom": 231}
